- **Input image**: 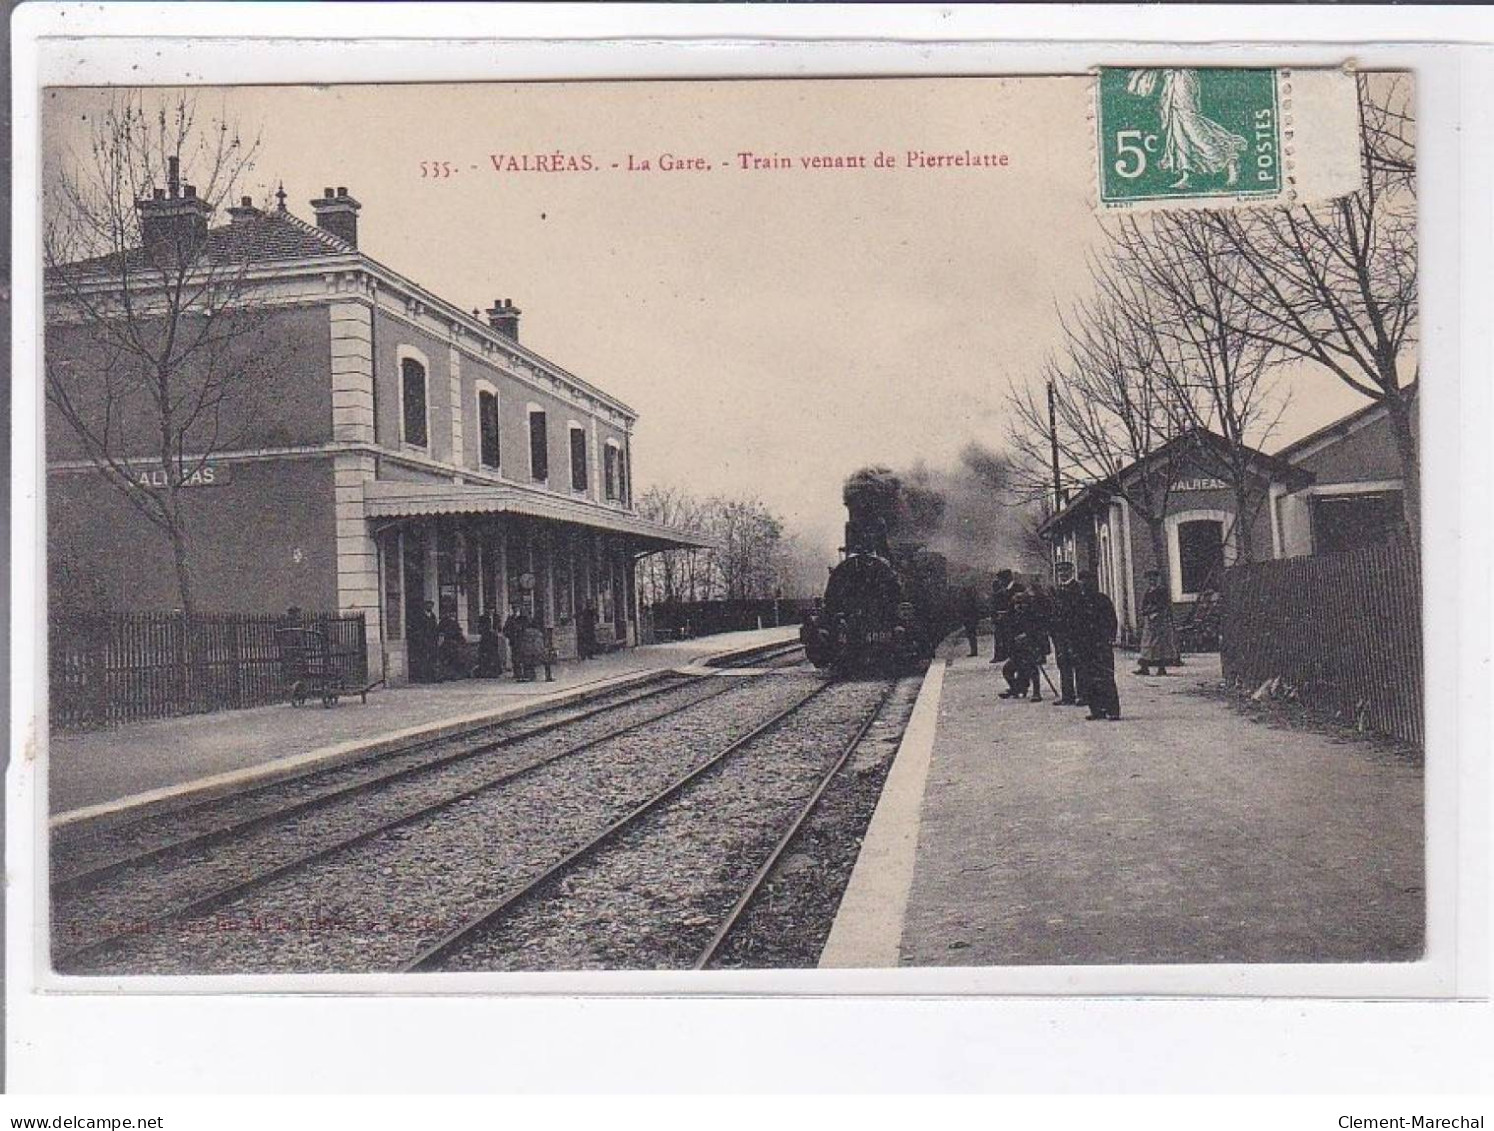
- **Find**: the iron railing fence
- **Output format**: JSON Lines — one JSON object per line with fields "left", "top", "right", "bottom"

{"left": 49, "top": 611, "right": 367, "bottom": 729}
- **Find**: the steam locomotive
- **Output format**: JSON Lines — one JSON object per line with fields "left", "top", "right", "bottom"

{"left": 800, "top": 503, "right": 951, "bottom": 671}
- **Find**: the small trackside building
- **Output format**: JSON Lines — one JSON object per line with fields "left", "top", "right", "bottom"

{"left": 1270, "top": 395, "right": 1418, "bottom": 559}
{"left": 1038, "top": 401, "right": 1417, "bottom": 642}
{"left": 46, "top": 180, "right": 705, "bottom": 684}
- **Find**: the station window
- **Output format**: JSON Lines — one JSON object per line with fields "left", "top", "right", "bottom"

{"left": 1177, "top": 519, "right": 1225, "bottom": 596}
{"left": 477, "top": 389, "right": 500, "bottom": 470}
{"left": 528, "top": 409, "right": 548, "bottom": 481}
{"left": 570, "top": 427, "right": 588, "bottom": 492}
{"left": 604, "top": 443, "right": 620, "bottom": 501}
{"left": 401, "top": 357, "right": 428, "bottom": 448}
{"left": 1310, "top": 492, "right": 1405, "bottom": 555}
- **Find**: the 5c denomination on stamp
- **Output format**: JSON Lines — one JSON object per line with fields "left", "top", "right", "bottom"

{"left": 1096, "top": 67, "right": 1283, "bottom": 208}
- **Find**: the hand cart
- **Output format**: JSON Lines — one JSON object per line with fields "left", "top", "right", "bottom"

{"left": 274, "top": 626, "right": 382, "bottom": 707}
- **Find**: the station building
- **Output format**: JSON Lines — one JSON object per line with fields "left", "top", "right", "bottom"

{"left": 46, "top": 175, "right": 704, "bottom": 684}
{"left": 1038, "top": 396, "right": 1417, "bottom": 641}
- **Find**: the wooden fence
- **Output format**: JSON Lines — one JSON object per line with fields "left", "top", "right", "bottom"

{"left": 643, "top": 598, "right": 814, "bottom": 642}
{"left": 50, "top": 611, "right": 368, "bottom": 729}
{"left": 1219, "top": 541, "right": 1422, "bottom": 745}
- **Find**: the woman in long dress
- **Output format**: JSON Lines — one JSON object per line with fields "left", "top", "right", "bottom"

{"left": 1135, "top": 568, "right": 1181, "bottom": 676}
{"left": 1127, "top": 68, "right": 1248, "bottom": 189}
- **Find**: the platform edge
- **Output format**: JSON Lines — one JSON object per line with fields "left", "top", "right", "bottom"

{"left": 817, "top": 657, "right": 948, "bottom": 969}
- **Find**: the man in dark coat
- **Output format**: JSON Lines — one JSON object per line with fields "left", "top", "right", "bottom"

{"left": 476, "top": 607, "right": 507, "bottom": 677}
{"left": 435, "top": 603, "right": 470, "bottom": 680}
{"left": 998, "top": 585, "right": 1049, "bottom": 701}
{"left": 1049, "top": 560, "right": 1086, "bottom": 707}
{"left": 408, "top": 600, "right": 439, "bottom": 683}
{"left": 503, "top": 607, "right": 529, "bottom": 681}
{"left": 988, "top": 568, "right": 1015, "bottom": 664}
{"left": 1077, "top": 571, "right": 1121, "bottom": 721}
{"left": 578, "top": 602, "right": 598, "bottom": 660}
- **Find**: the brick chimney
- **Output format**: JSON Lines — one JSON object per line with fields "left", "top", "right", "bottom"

{"left": 310, "top": 186, "right": 360, "bottom": 248}
{"left": 484, "top": 298, "right": 522, "bottom": 341}
{"left": 136, "top": 156, "right": 213, "bottom": 266}
{"left": 227, "top": 195, "right": 262, "bottom": 225}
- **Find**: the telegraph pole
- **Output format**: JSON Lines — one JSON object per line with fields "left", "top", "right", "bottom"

{"left": 1047, "top": 379, "right": 1062, "bottom": 511}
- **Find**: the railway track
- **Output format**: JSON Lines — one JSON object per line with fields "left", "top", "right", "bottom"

{"left": 410, "top": 674, "right": 901, "bottom": 973}
{"left": 53, "top": 642, "right": 804, "bottom": 972}
{"left": 55, "top": 641, "right": 803, "bottom": 883}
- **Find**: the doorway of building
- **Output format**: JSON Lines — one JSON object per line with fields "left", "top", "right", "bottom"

{"left": 402, "top": 527, "right": 433, "bottom": 681}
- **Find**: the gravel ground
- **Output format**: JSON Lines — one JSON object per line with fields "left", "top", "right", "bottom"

{"left": 433, "top": 676, "right": 896, "bottom": 972}
{"left": 62, "top": 670, "right": 819, "bottom": 974}
{"left": 708, "top": 675, "right": 922, "bottom": 968}
{"left": 1186, "top": 679, "right": 1424, "bottom": 767}
{"left": 51, "top": 675, "right": 739, "bottom": 963}
{"left": 52, "top": 673, "right": 701, "bottom": 880}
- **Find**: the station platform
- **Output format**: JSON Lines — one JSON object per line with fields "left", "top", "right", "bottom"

{"left": 48, "top": 625, "right": 800, "bottom": 825}
{"left": 822, "top": 636, "right": 1424, "bottom": 967}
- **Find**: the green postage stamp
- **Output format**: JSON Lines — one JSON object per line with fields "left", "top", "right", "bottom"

{"left": 1096, "top": 67, "right": 1284, "bottom": 207}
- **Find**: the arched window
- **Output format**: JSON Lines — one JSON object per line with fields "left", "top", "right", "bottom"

{"left": 1179, "top": 520, "right": 1224, "bottom": 594}
{"left": 475, "top": 382, "right": 500, "bottom": 470}
{"left": 398, "top": 348, "right": 429, "bottom": 449}
{"left": 1166, "top": 509, "right": 1236, "bottom": 600}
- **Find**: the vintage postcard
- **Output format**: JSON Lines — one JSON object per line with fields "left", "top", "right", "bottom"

{"left": 30, "top": 67, "right": 1429, "bottom": 988}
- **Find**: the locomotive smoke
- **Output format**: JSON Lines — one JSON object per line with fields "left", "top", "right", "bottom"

{"left": 842, "top": 445, "right": 1046, "bottom": 580}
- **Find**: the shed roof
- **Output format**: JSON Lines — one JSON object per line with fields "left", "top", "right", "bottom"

{"left": 363, "top": 481, "right": 712, "bottom": 553}
{"left": 1038, "top": 428, "right": 1312, "bottom": 537}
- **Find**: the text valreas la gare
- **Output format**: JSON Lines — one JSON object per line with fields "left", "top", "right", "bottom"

{"left": 420, "top": 149, "right": 1012, "bottom": 178}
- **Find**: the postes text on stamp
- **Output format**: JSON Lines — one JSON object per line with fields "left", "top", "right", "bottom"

{"left": 1096, "top": 67, "right": 1282, "bottom": 207}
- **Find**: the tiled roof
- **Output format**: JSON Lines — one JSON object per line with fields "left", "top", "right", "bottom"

{"left": 1273, "top": 384, "right": 1416, "bottom": 463}
{"left": 1037, "top": 427, "right": 1313, "bottom": 537}
{"left": 207, "top": 209, "right": 355, "bottom": 261}
{"left": 50, "top": 199, "right": 640, "bottom": 420}
{"left": 57, "top": 208, "right": 354, "bottom": 278}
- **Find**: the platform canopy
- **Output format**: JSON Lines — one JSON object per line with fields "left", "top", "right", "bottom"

{"left": 363, "top": 481, "right": 711, "bottom": 553}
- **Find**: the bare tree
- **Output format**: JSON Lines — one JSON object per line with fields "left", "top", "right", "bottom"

{"left": 635, "top": 485, "right": 709, "bottom": 605}
{"left": 1195, "top": 74, "right": 1419, "bottom": 536}
{"left": 1007, "top": 286, "right": 1191, "bottom": 595}
{"left": 636, "top": 487, "right": 788, "bottom": 604}
{"left": 45, "top": 92, "right": 272, "bottom": 615}
{"left": 1105, "top": 213, "right": 1290, "bottom": 562}
{"left": 1360, "top": 72, "right": 1415, "bottom": 189}
{"left": 707, "top": 496, "right": 784, "bottom": 601}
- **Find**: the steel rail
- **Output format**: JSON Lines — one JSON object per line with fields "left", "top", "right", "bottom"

{"left": 53, "top": 670, "right": 785, "bottom": 972}
{"left": 56, "top": 640, "right": 802, "bottom": 872}
{"left": 51, "top": 673, "right": 707, "bottom": 896}
{"left": 402, "top": 676, "right": 833, "bottom": 972}
{"left": 691, "top": 678, "right": 899, "bottom": 970}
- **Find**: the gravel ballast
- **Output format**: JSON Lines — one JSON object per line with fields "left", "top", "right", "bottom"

{"left": 432, "top": 676, "right": 898, "bottom": 972}
{"left": 61, "top": 670, "right": 821, "bottom": 974}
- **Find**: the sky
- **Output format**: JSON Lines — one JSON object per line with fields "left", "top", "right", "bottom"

{"left": 44, "top": 79, "right": 1377, "bottom": 559}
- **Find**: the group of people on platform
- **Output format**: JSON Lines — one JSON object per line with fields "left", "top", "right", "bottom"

{"left": 406, "top": 599, "right": 603, "bottom": 684}
{"left": 959, "top": 561, "right": 1181, "bottom": 722}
